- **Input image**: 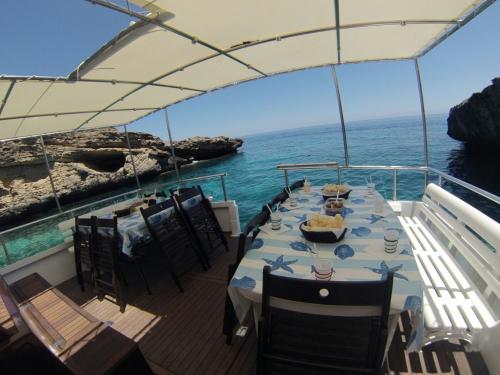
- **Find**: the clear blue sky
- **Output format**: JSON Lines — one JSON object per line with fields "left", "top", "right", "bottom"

{"left": 1, "top": 0, "right": 499, "bottom": 140}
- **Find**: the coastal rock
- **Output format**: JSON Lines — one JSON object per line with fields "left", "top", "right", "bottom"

{"left": 169, "top": 136, "right": 243, "bottom": 160}
{"left": 447, "top": 78, "right": 500, "bottom": 148}
{"left": 0, "top": 128, "right": 242, "bottom": 226}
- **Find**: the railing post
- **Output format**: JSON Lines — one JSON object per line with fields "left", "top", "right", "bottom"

{"left": 331, "top": 65, "right": 350, "bottom": 167}
{"left": 123, "top": 125, "right": 141, "bottom": 190}
{"left": 0, "top": 234, "right": 11, "bottom": 264}
{"left": 337, "top": 167, "right": 341, "bottom": 184}
{"left": 414, "top": 59, "right": 429, "bottom": 186}
{"left": 438, "top": 175, "right": 443, "bottom": 187}
{"left": 164, "top": 109, "right": 181, "bottom": 181}
{"left": 393, "top": 169, "right": 398, "bottom": 201}
{"left": 220, "top": 174, "right": 228, "bottom": 201}
{"left": 40, "top": 135, "right": 62, "bottom": 212}
{"left": 284, "top": 170, "right": 289, "bottom": 188}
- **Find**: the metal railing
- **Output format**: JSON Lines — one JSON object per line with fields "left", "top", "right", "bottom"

{"left": 276, "top": 162, "right": 500, "bottom": 206}
{"left": 173, "top": 172, "right": 228, "bottom": 201}
{"left": 0, "top": 172, "right": 230, "bottom": 266}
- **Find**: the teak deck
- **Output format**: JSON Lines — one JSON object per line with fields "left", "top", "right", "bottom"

{"left": 56, "top": 237, "right": 489, "bottom": 375}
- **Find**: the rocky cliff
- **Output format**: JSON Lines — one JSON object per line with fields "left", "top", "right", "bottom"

{"left": 0, "top": 128, "right": 242, "bottom": 226}
{"left": 447, "top": 78, "right": 500, "bottom": 148}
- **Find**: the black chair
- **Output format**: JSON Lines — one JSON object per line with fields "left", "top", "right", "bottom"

{"left": 223, "top": 206, "right": 271, "bottom": 345}
{"left": 74, "top": 216, "right": 93, "bottom": 292}
{"left": 257, "top": 266, "right": 394, "bottom": 375}
{"left": 288, "top": 178, "right": 305, "bottom": 191}
{"left": 172, "top": 186, "right": 230, "bottom": 258}
{"left": 141, "top": 199, "right": 209, "bottom": 292}
{"left": 267, "top": 191, "right": 289, "bottom": 210}
{"left": 91, "top": 216, "right": 127, "bottom": 312}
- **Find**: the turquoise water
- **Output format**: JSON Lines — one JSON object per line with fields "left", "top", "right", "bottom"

{"left": 2, "top": 114, "right": 498, "bottom": 266}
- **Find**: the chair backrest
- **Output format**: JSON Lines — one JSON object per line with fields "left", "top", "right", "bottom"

{"left": 268, "top": 191, "right": 289, "bottom": 209}
{"left": 259, "top": 266, "right": 394, "bottom": 374}
{"left": 141, "top": 199, "right": 202, "bottom": 273}
{"left": 91, "top": 216, "right": 125, "bottom": 311}
{"left": 236, "top": 207, "right": 270, "bottom": 263}
{"left": 74, "top": 217, "right": 93, "bottom": 267}
{"left": 288, "top": 179, "right": 305, "bottom": 191}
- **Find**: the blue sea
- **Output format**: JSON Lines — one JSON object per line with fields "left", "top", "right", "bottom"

{"left": 1, "top": 114, "right": 498, "bottom": 266}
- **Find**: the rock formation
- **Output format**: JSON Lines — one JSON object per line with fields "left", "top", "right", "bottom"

{"left": 447, "top": 78, "right": 500, "bottom": 148}
{"left": 0, "top": 128, "right": 243, "bottom": 227}
{"left": 168, "top": 136, "right": 243, "bottom": 160}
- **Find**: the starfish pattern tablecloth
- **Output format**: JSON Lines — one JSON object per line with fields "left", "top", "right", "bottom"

{"left": 227, "top": 185, "right": 424, "bottom": 351}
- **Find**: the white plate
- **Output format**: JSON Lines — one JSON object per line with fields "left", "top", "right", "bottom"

{"left": 280, "top": 202, "right": 302, "bottom": 211}
{"left": 260, "top": 223, "right": 293, "bottom": 235}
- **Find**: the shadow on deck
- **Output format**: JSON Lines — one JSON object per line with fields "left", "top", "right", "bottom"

{"left": 57, "top": 237, "right": 488, "bottom": 375}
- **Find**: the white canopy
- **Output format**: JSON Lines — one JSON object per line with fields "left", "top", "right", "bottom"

{"left": 0, "top": 0, "right": 493, "bottom": 141}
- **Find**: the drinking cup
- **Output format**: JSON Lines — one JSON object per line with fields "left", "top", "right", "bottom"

{"left": 288, "top": 193, "right": 298, "bottom": 207}
{"left": 270, "top": 212, "right": 282, "bottom": 230}
{"left": 303, "top": 180, "right": 311, "bottom": 193}
{"left": 384, "top": 229, "right": 400, "bottom": 253}
{"left": 314, "top": 259, "right": 334, "bottom": 280}
{"left": 367, "top": 182, "right": 375, "bottom": 195}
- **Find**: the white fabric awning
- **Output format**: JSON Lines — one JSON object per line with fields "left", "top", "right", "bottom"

{"left": 0, "top": 0, "right": 493, "bottom": 141}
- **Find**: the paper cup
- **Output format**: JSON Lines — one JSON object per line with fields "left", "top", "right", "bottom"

{"left": 270, "top": 213, "right": 281, "bottom": 230}
{"left": 314, "top": 259, "right": 333, "bottom": 280}
{"left": 384, "top": 229, "right": 399, "bottom": 253}
{"left": 367, "top": 182, "right": 375, "bottom": 195}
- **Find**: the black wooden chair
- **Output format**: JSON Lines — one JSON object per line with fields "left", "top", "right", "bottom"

{"left": 73, "top": 216, "right": 93, "bottom": 292}
{"left": 288, "top": 178, "right": 305, "bottom": 191}
{"left": 141, "top": 199, "right": 209, "bottom": 292}
{"left": 223, "top": 207, "right": 270, "bottom": 345}
{"left": 172, "top": 186, "right": 230, "bottom": 258}
{"left": 91, "top": 216, "right": 127, "bottom": 312}
{"left": 257, "top": 266, "right": 394, "bottom": 375}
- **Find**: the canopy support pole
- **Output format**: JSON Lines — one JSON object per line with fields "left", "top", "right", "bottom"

{"left": 39, "top": 136, "right": 62, "bottom": 212}
{"left": 164, "top": 109, "right": 180, "bottom": 181}
{"left": 331, "top": 65, "right": 349, "bottom": 166}
{"left": 124, "top": 125, "right": 141, "bottom": 189}
{"left": 414, "top": 59, "right": 429, "bottom": 186}
{"left": 334, "top": 0, "right": 341, "bottom": 64}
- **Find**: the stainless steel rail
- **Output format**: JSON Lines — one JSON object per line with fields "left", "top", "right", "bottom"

{"left": 277, "top": 162, "right": 340, "bottom": 186}
{"left": 174, "top": 172, "right": 229, "bottom": 201}
{"left": 276, "top": 163, "right": 500, "bottom": 206}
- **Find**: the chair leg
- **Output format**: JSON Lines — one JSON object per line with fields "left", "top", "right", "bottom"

{"left": 171, "top": 271, "right": 184, "bottom": 293}
{"left": 133, "top": 260, "right": 152, "bottom": 295}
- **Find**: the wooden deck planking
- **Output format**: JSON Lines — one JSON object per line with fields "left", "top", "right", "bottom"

{"left": 56, "top": 237, "right": 489, "bottom": 375}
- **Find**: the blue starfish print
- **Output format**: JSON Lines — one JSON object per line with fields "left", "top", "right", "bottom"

{"left": 365, "top": 214, "right": 387, "bottom": 224}
{"left": 400, "top": 247, "right": 413, "bottom": 256}
{"left": 364, "top": 261, "right": 408, "bottom": 281}
{"left": 262, "top": 255, "right": 298, "bottom": 274}
{"left": 294, "top": 214, "right": 308, "bottom": 222}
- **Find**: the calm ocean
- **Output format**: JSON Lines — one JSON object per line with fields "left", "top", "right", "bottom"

{"left": 2, "top": 114, "right": 498, "bottom": 265}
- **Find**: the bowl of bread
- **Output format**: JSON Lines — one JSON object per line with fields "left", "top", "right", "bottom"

{"left": 299, "top": 213, "right": 348, "bottom": 243}
{"left": 321, "top": 183, "right": 352, "bottom": 200}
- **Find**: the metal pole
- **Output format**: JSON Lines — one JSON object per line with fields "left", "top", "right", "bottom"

{"left": 438, "top": 175, "right": 443, "bottom": 187}
{"left": 337, "top": 167, "right": 341, "bottom": 184}
{"left": 123, "top": 125, "right": 141, "bottom": 189}
{"left": 0, "top": 234, "right": 11, "bottom": 264}
{"left": 220, "top": 175, "right": 228, "bottom": 201}
{"left": 39, "top": 136, "right": 62, "bottom": 212}
{"left": 284, "top": 170, "right": 289, "bottom": 188}
{"left": 334, "top": 0, "right": 341, "bottom": 64}
{"left": 414, "top": 59, "right": 429, "bottom": 186}
{"left": 393, "top": 169, "right": 398, "bottom": 201}
{"left": 331, "top": 65, "right": 350, "bottom": 166}
{"left": 163, "top": 109, "right": 180, "bottom": 181}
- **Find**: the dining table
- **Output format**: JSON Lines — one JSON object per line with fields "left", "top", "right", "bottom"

{"left": 227, "top": 185, "right": 424, "bottom": 351}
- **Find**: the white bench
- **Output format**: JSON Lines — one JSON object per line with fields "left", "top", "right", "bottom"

{"left": 398, "top": 184, "right": 500, "bottom": 359}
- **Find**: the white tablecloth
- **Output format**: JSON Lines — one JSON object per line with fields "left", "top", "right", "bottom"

{"left": 228, "top": 186, "right": 424, "bottom": 351}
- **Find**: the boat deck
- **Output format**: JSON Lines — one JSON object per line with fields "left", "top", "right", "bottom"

{"left": 57, "top": 237, "right": 489, "bottom": 375}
